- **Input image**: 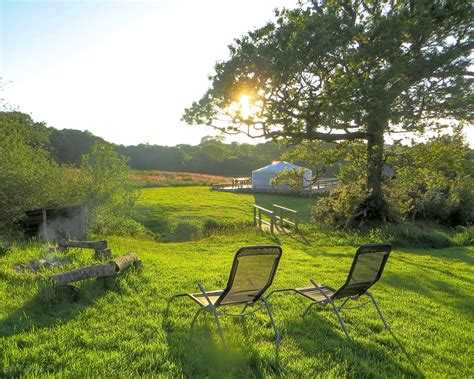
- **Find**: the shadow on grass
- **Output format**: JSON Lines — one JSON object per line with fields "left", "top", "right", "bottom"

{"left": 0, "top": 279, "right": 111, "bottom": 338}
{"left": 400, "top": 246, "right": 474, "bottom": 265}
{"left": 282, "top": 304, "right": 423, "bottom": 377}
{"left": 163, "top": 298, "right": 266, "bottom": 376}
{"left": 163, "top": 295, "right": 422, "bottom": 377}
{"left": 384, "top": 270, "right": 473, "bottom": 319}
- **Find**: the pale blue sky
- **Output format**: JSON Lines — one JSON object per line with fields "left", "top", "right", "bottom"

{"left": 1, "top": 0, "right": 472, "bottom": 146}
{"left": 1, "top": 0, "right": 297, "bottom": 145}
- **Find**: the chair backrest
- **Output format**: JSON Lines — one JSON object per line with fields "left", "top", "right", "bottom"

{"left": 332, "top": 243, "right": 391, "bottom": 300}
{"left": 215, "top": 246, "right": 282, "bottom": 306}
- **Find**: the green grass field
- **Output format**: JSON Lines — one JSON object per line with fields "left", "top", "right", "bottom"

{"left": 1, "top": 187, "right": 473, "bottom": 377}
{"left": 135, "top": 187, "right": 315, "bottom": 238}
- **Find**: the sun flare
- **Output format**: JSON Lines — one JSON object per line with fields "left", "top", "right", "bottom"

{"left": 239, "top": 94, "right": 254, "bottom": 118}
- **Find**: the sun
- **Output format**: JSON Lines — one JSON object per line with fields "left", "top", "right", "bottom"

{"left": 239, "top": 95, "right": 253, "bottom": 118}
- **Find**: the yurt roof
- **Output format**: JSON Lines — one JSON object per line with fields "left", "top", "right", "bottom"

{"left": 252, "top": 161, "right": 307, "bottom": 174}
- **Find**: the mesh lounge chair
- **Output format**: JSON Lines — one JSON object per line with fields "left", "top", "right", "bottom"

{"left": 168, "top": 245, "right": 283, "bottom": 345}
{"left": 269, "top": 243, "right": 391, "bottom": 337}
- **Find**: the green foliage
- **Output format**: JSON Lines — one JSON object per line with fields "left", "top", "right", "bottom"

{"left": 49, "top": 128, "right": 108, "bottom": 165}
{"left": 387, "top": 134, "right": 474, "bottom": 225}
{"left": 171, "top": 221, "right": 202, "bottom": 242}
{"left": 0, "top": 111, "right": 51, "bottom": 149}
{"left": 184, "top": 0, "right": 473, "bottom": 219}
{"left": 49, "top": 128, "right": 291, "bottom": 177}
{"left": 312, "top": 179, "right": 368, "bottom": 227}
{"left": 0, "top": 113, "right": 76, "bottom": 232}
{"left": 452, "top": 227, "right": 474, "bottom": 246}
{"left": 312, "top": 134, "right": 473, "bottom": 228}
{"left": 386, "top": 223, "right": 453, "bottom": 249}
{"left": 81, "top": 143, "right": 139, "bottom": 234}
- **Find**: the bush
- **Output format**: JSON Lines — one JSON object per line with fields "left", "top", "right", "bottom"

{"left": 452, "top": 227, "right": 474, "bottom": 246}
{"left": 171, "top": 221, "right": 202, "bottom": 242}
{"left": 386, "top": 223, "right": 453, "bottom": 249}
{"left": 81, "top": 143, "right": 139, "bottom": 234}
{"left": 312, "top": 179, "right": 367, "bottom": 227}
{"left": 0, "top": 132, "right": 64, "bottom": 230}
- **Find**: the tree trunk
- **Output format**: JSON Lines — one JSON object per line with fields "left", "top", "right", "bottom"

{"left": 365, "top": 127, "right": 387, "bottom": 221}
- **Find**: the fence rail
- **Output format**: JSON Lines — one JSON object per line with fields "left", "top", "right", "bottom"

{"left": 253, "top": 204, "right": 299, "bottom": 234}
{"left": 211, "top": 183, "right": 233, "bottom": 190}
{"left": 273, "top": 204, "right": 299, "bottom": 232}
{"left": 253, "top": 205, "right": 275, "bottom": 234}
{"left": 312, "top": 178, "right": 339, "bottom": 190}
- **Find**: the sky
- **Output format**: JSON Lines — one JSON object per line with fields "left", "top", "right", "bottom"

{"left": 1, "top": 0, "right": 297, "bottom": 146}
{"left": 1, "top": 0, "right": 473, "bottom": 147}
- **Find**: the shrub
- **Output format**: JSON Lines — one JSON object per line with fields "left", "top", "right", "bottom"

{"left": 386, "top": 223, "right": 453, "bottom": 249}
{"left": 0, "top": 132, "right": 64, "bottom": 231}
{"left": 452, "top": 227, "right": 474, "bottom": 246}
{"left": 171, "top": 221, "right": 202, "bottom": 242}
{"left": 81, "top": 143, "right": 139, "bottom": 234}
{"left": 312, "top": 179, "right": 367, "bottom": 227}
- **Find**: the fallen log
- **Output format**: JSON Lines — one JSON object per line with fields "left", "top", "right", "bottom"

{"left": 49, "top": 253, "right": 141, "bottom": 286}
{"left": 113, "top": 253, "right": 142, "bottom": 271}
{"left": 58, "top": 240, "right": 108, "bottom": 250}
{"left": 57, "top": 240, "right": 111, "bottom": 259}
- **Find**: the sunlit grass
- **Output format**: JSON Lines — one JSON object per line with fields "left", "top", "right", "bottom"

{"left": 134, "top": 186, "right": 316, "bottom": 237}
{"left": 0, "top": 232, "right": 472, "bottom": 377}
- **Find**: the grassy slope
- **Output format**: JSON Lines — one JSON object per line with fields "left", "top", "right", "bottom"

{"left": 135, "top": 186, "right": 315, "bottom": 235}
{"left": 1, "top": 187, "right": 473, "bottom": 377}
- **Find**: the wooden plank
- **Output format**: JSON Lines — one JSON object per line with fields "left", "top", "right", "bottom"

{"left": 273, "top": 204, "right": 298, "bottom": 213}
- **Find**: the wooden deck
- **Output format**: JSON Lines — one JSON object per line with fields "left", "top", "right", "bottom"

{"left": 211, "top": 178, "right": 338, "bottom": 195}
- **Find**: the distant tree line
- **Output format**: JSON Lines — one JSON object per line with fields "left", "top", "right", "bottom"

{"left": 48, "top": 122, "right": 328, "bottom": 177}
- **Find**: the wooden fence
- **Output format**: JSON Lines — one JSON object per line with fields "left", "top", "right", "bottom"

{"left": 273, "top": 204, "right": 299, "bottom": 232}
{"left": 253, "top": 204, "right": 299, "bottom": 234}
{"left": 312, "top": 178, "right": 339, "bottom": 190}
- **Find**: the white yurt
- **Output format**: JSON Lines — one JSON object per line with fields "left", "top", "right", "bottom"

{"left": 251, "top": 161, "right": 312, "bottom": 190}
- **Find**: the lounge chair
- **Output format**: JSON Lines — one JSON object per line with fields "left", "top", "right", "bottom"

{"left": 168, "top": 245, "right": 283, "bottom": 345}
{"left": 268, "top": 243, "right": 391, "bottom": 337}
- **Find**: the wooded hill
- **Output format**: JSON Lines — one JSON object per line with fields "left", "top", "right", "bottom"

{"left": 47, "top": 118, "right": 323, "bottom": 176}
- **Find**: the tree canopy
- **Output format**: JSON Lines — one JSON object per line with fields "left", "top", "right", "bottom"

{"left": 183, "top": 0, "right": 473, "bottom": 220}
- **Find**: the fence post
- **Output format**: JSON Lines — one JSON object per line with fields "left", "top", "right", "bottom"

{"left": 295, "top": 216, "right": 299, "bottom": 232}
{"left": 253, "top": 206, "right": 257, "bottom": 226}
{"left": 258, "top": 209, "right": 262, "bottom": 229}
{"left": 270, "top": 212, "right": 274, "bottom": 234}
{"left": 42, "top": 209, "right": 48, "bottom": 241}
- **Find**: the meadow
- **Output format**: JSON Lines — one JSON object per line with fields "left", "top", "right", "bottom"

{"left": 0, "top": 187, "right": 473, "bottom": 377}
{"left": 132, "top": 170, "right": 231, "bottom": 188}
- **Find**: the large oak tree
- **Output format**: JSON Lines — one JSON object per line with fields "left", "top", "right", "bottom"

{"left": 183, "top": 0, "right": 473, "bottom": 220}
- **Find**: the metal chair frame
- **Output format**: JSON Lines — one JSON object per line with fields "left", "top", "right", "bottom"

{"left": 268, "top": 243, "right": 392, "bottom": 337}
{"left": 168, "top": 246, "right": 282, "bottom": 346}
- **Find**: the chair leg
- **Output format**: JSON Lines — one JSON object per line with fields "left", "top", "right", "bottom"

{"left": 191, "top": 308, "right": 204, "bottom": 330}
{"left": 261, "top": 296, "right": 281, "bottom": 344}
{"left": 329, "top": 300, "right": 350, "bottom": 337}
{"left": 211, "top": 308, "right": 226, "bottom": 346}
{"left": 302, "top": 302, "right": 316, "bottom": 318}
{"left": 366, "top": 291, "right": 390, "bottom": 330}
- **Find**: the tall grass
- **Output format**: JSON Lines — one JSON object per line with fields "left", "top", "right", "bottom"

{"left": 132, "top": 170, "right": 231, "bottom": 188}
